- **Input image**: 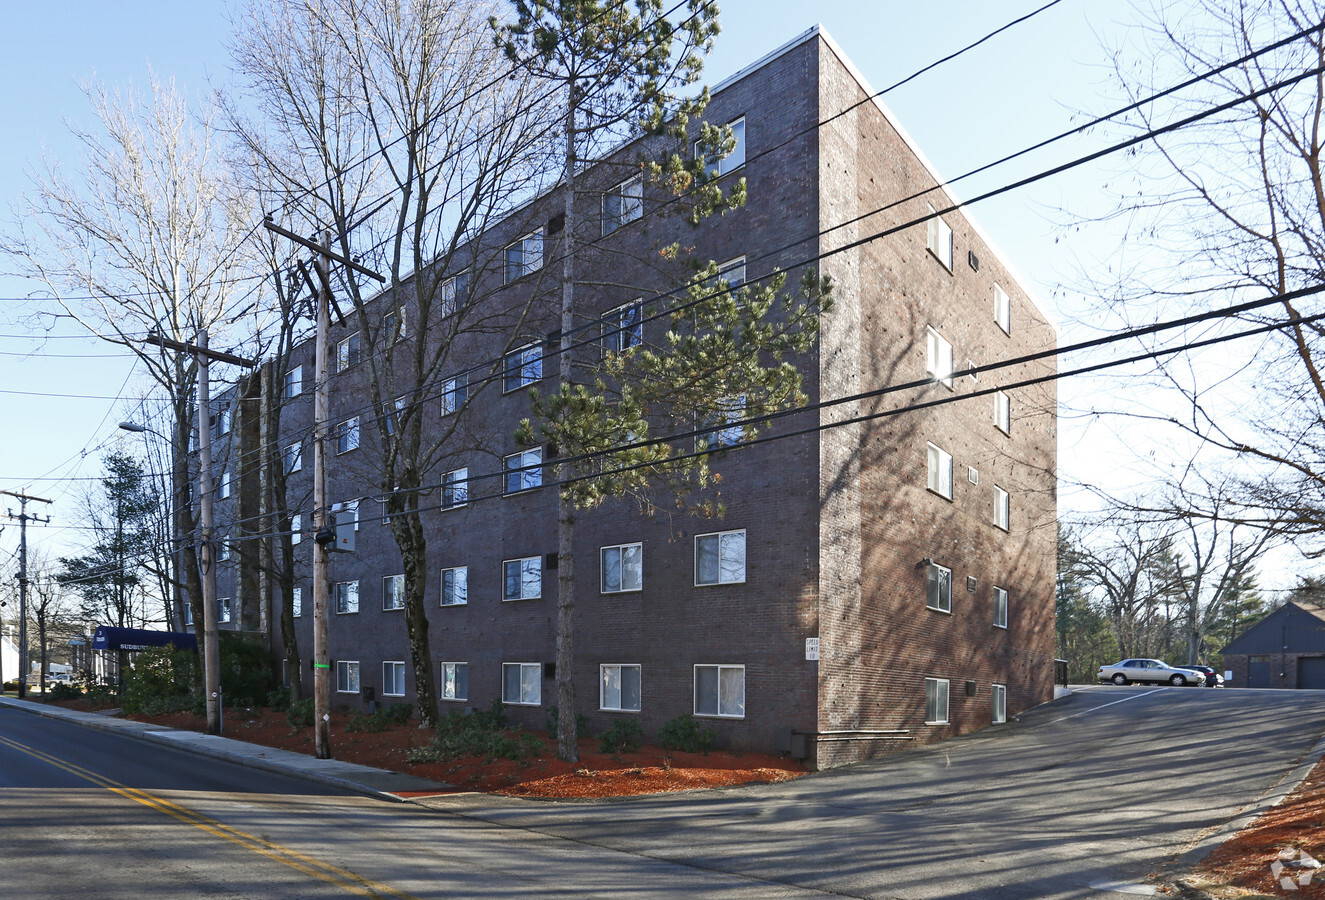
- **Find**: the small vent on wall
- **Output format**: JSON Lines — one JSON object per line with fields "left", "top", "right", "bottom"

{"left": 966, "top": 575, "right": 978, "bottom": 593}
{"left": 543, "top": 662, "right": 556, "bottom": 680}
{"left": 968, "top": 250, "right": 980, "bottom": 271}
{"left": 547, "top": 213, "right": 565, "bottom": 234}
{"left": 545, "top": 552, "right": 559, "bottom": 570}
{"left": 965, "top": 680, "right": 978, "bottom": 697}
{"left": 968, "top": 466, "right": 979, "bottom": 485}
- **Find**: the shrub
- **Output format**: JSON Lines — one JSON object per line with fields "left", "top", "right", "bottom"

{"left": 597, "top": 718, "right": 643, "bottom": 755}
{"left": 218, "top": 632, "right": 271, "bottom": 707}
{"left": 347, "top": 710, "right": 390, "bottom": 733}
{"left": 266, "top": 687, "right": 292, "bottom": 712}
{"left": 48, "top": 682, "right": 82, "bottom": 702}
{"left": 287, "top": 698, "right": 314, "bottom": 730}
{"left": 545, "top": 705, "right": 590, "bottom": 738}
{"left": 3, "top": 681, "right": 18, "bottom": 693}
{"left": 407, "top": 702, "right": 542, "bottom": 764}
{"left": 85, "top": 684, "right": 116, "bottom": 709}
{"left": 118, "top": 644, "right": 197, "bottom": 715}
{"left": 658, "top": 714, "right": 715, "bottom": 754}
{"left": 383, "top": 702, "right": 413, "bottom": 725}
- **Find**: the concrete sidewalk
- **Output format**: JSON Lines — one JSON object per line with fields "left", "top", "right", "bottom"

{"left": 0, "top": 695, "right": 453, "bottom": 801}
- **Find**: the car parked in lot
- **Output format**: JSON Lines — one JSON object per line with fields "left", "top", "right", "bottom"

{"left": 1097, "top": 659, "right": 1207, "bottom": 686}
{"left": 1179, "top": 665, "right": 1224, "bottom": 687}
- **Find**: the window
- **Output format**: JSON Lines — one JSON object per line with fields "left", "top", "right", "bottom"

{"left": 994, "top": 485, "right": 1010, "bottom": 531}
{"left": 697, "top": 117, "right": 746, "bottom": 177}
{"left": 218, "top": 470, "right": 231, "bottom": 500}
{"left": 291, "top": 587, "right": 302, "bottom": 618}
{"left": 995, "top": 390, "right": 1011, "bottom": 435}
{"left": 601, "top": 543, "right": 643, "bottom": 594}
{"left": 699, "top": 395, "right": 745, "bottom": 450}
{"left": 384, "top": 306, "right": 407, "bottom": 343}
{"left": 968, "top": 466, "right": 980, "bottom": 485}
{"left": 926, "top": 443, "right": 953, "bottom": 499}
{"left": 600, "top": 664, "right": 642, "bottom": 712}
{"left": 218, "top": 538, "right": 231, "bottom": 562}
{"left": 502, "top": 662, "right": 541, "bottom": 705}
{"left": 336, "top": 417, "right": 360, "bottom": 454}
{"left": 284, "top": 441, "right": 303, "bottom": 474}
{"left": 440, "top": 375, "right": 466, "bottom": 415}
{"left": 994, "top": 283, "right": 1011, "bottom": 334}
{"left": 337, "top": 333, "right": 360, "bottom": 372}
{"left": 503, "top": 557, "right": 542, "bottom": 601}
{"left": 442, "top": 468, "right": 469, "bottom": 509}
{"left": 926, "top": 204, "right": 953, "bottom": 270}
{"left": 925, "top": 677, "right": 950, "bottom": 724}
{"left": 602, "top": 301, "right": 643, "bottom": 352}
{"left": 184, "top": 603, "right": 193, "bottom": 626}
{"left": 994, "top": 586, "right": 1009, "bottom": 629}
{"left": 503, "top": 342, "right": 542, "bottom": 392}
{"left": 441, "top": 272, "right": 469, "bottom": 317}
{"left": 383, "top": 661, "right": 406, "bottom": 697}
{"left": 335, "top": 580, "right": 360, "bottom": 615}
{"left": 217, "top": 406, "right": 232, "bottom": 436}
{"left": 504, "top": 230, "right": 543, "bottom": 283}
{"left": 695, "top": 530, "right": 746, "bottom": 586}
{"left": 383, "top": 574, "right": 405, "bottom": 611}
{"left": 336, "top": 660, "right": 361, "bottom": 694}
{"left": 441, "top": 566, "right": 468, "bottom": 606}
{"left": 926, "top": 562, "right": 952, "bottom": 613}
{"left": 926, "top": 327, "right": 953, "bottom": 388}
{"left": 504, "top": 448, "right": 542, "bottom": 493}
{"left": 384, "top": 396, "right": 407, "bottom": 436}
{"left": 993, "top": 683, "right": 1007, "bottom": 724}
{"left": 218, "top": 596, "right": 232, "bottom": 624}
{"left": 694, "top": 664, "right": 745, "bottom": 718}
{"left": 290, "top": 514, "right": 302, "bottom": 545}
{"left": 602, "top": 175, "right": 643, "bottom": 235}
{"left": 283, "top": 365, "right": 303, "bottom": 399}
{"left": 441, "top": 662, "right": 468, "bottom": 700}
{"left": 716, "top": 256, "right": 746, "bottom": 288}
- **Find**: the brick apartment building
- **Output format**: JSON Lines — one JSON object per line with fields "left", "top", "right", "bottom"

{"left": 202, "top": 27, "right": 1058, "bottom": 769}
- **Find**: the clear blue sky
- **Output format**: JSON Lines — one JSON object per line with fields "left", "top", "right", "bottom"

{"left": 0, "top": 1, "right": 1136, "bottom": 559}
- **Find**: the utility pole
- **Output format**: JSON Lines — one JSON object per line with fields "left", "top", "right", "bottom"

{"left": 2, "top": 490, "right": 52, "bottom": 699}
{"left": 145, "top": 331, "right": 254, "bottom": 735}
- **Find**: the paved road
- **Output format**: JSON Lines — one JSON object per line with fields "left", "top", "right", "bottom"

{"left": 3, "top": 687, "right": 1324, "bottom": 898}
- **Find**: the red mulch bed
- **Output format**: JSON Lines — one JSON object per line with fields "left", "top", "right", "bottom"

{"left": 50, "top": 698, "right": 805, "bottom": 799}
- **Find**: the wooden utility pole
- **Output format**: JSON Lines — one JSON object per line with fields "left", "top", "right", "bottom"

{"left": 311, "top": 232, "right": 333, "bottom": 759}
{"left": 1, "top": 490, "right": 52, "bottom": 699}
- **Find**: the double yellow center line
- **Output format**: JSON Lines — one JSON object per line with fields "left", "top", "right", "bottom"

{"left": 0, "top": 733, "right": 418, "bottom": 899}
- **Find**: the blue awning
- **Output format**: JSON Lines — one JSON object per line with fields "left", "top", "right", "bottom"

{"left": 91, "top": 626, "right": 198, "bottom": 652}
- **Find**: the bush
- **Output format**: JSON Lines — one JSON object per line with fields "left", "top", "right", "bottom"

{"left": 266, "top": 687, "right": 291, "bottom": 712}
{"left": 384, "top": 702, "right": 413, "bottom": 725}
{"left": 545, "top": 705, "right": 589, "bottom": 738}
{"left": 118, "top": 644, "right": 197, "bottom": 715}
{"left": 48, "top": 682, "right": 82, "bottom": 702}
{"left": 3, "top": 681, "right": 18, "bottom": 693}
{"left": 407, "top": 702, "right": 542, "bottom": 764}
{"left": 658, "top": 714, "right": 715, "bottom": 754}
{"left": 218, "top": 632, "right": 272, "bottom": 707}
{"left": 597, "top": 718, "right": 643, "bottom": 755}
{"left": 287, "top": 698, "right": 314, "bottom": 730}
{"left": 347, "top": 710, "right": 391, "bottom": 733}
{"left": 85, "top": 684, "right": 117, "bottom": 709}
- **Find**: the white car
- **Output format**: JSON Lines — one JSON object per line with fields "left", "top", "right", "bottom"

{"left": 1097, "top": 659, "right": 1206, "bottom": 686}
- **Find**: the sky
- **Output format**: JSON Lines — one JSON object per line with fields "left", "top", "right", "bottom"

{"left": 0, "top": 2, "right": 1301, "bottom": 585}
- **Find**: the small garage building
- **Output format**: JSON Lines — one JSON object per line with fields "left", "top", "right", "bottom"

{"left": 1221, "top": 602, "right": 1325, "bottom": 689}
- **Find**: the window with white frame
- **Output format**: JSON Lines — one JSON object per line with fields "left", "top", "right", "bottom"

{"left": 335, "top": 580, "right": 359, "bottom": 615}
{"left": 925, "top": 677, "right": 950, "bottom": 724}
{"left": 694, "top": 664, "right": 745, "bottom": 718}
{"left": 290, "top": 514, "right": 302, "bottom": 545}
{"left": 504, "top": 230, "right": 543, "bottom": 283}
{"left": 283, "top": 365, "right": 303, "bottom": 399}
{"left": 699, "top": 395, "right": 745, "bottom": 450}
{"left": 383, "top": 574, "right": 405, "bottom": 611}
{"left": 716, "top": 255, "right": 746, "bottom": 288}
{"left": 503, "top": 342, "right": 542, "bottom": 392}
{"left": 218, "top": 537, "right": 231, "bottom": 562}
{"left": 994, "top": 283, "right": 1011, "bottom": 334}
{"left": 504, "top": 448, "right": 542, "bottom": 493}
{"left": 217, "top": 406, "right": 232, "bottom": 436}
{"left": 992, "top": 683, "right": 1007, "bottom": 724}
{"left": 926, "top": 327, "right": 953, "bottom": 388}
{"left": 602, "top": 175, "right": 643, "bottom": 235}
{"left": 995, "top": 390, "right": 1011, "bottom": 435}
{"left": 284, "top": 441, "right": 302, "bottom": 474}
{"left": 337, "top": 333, "right": 360, "bottom": 372}
{"left": 695, "top": 529, "right": 746, "bottom": 586}
{"left": 384, "top": 396, "right": 406, "bottom": 436}
{"left": 926, "top": 561, "right": 952, "bottom": 613}
{"left": 336, "top": 417, "right": 360, "bottom": 454}
{"left": 218, "top": 470, "right": 231, "bottom": 499}
{"left": 927, "top": 443, "right": 953, "bottom": 499}
{"left": 926, "top": 204, "right": 953, "bottom": 270}
{"left": 291, "top": 586, "right": 302, "bottom": 618}
{"left": 442, "top": 467, "right": 469, "bottom": 509}
{"left": 502, "top": 662, "right": 541, "bottom": 705}
{"left": 440, "top": 272, "right": 469, "bottom": 317}
{"left": 600, "top": 664, "right": 642, "bottom": 712}
{"left": 602, "top": 300, "right": 643, "bottom": 352}
{"left": 440, "top": 375, "right": 466, "bottom": 415}
{"left": 218, "top": 596, "right": 232, "bottom": 623}
{"left": 993, "top": 586, "right": 1009, "bottom": 629}
{"left": 503, "top": 557, "right": 541, "bottom": 601}
{"left": 336, "top": 660, "right": 360, "bottom": 694}
{"left": 441, "top": 662, "right": 468, "bottom": 700}
{"left": 383, "top": 306, "right": 407, "bottom": 343}
{"left": 441, "top": 566, "right": 468, "bottom": 606}
{"left": 994, "top": 485, "right": 1010, "bottom": 531}
{"left": 601, "top": 543, "right": 643, "bottom": 594}
{"left": 184, "top": 603, "right": 193, "bottom": 626}
{"left": 696, "top": 117, "right": 746, "bottom": 177}
{"left": 383, "top": 661, "right": 406, "bottom": 697}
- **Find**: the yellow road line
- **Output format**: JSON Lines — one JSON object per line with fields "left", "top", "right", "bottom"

{"left": 0, "top": 733, "right": 418, "bottom": 900}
